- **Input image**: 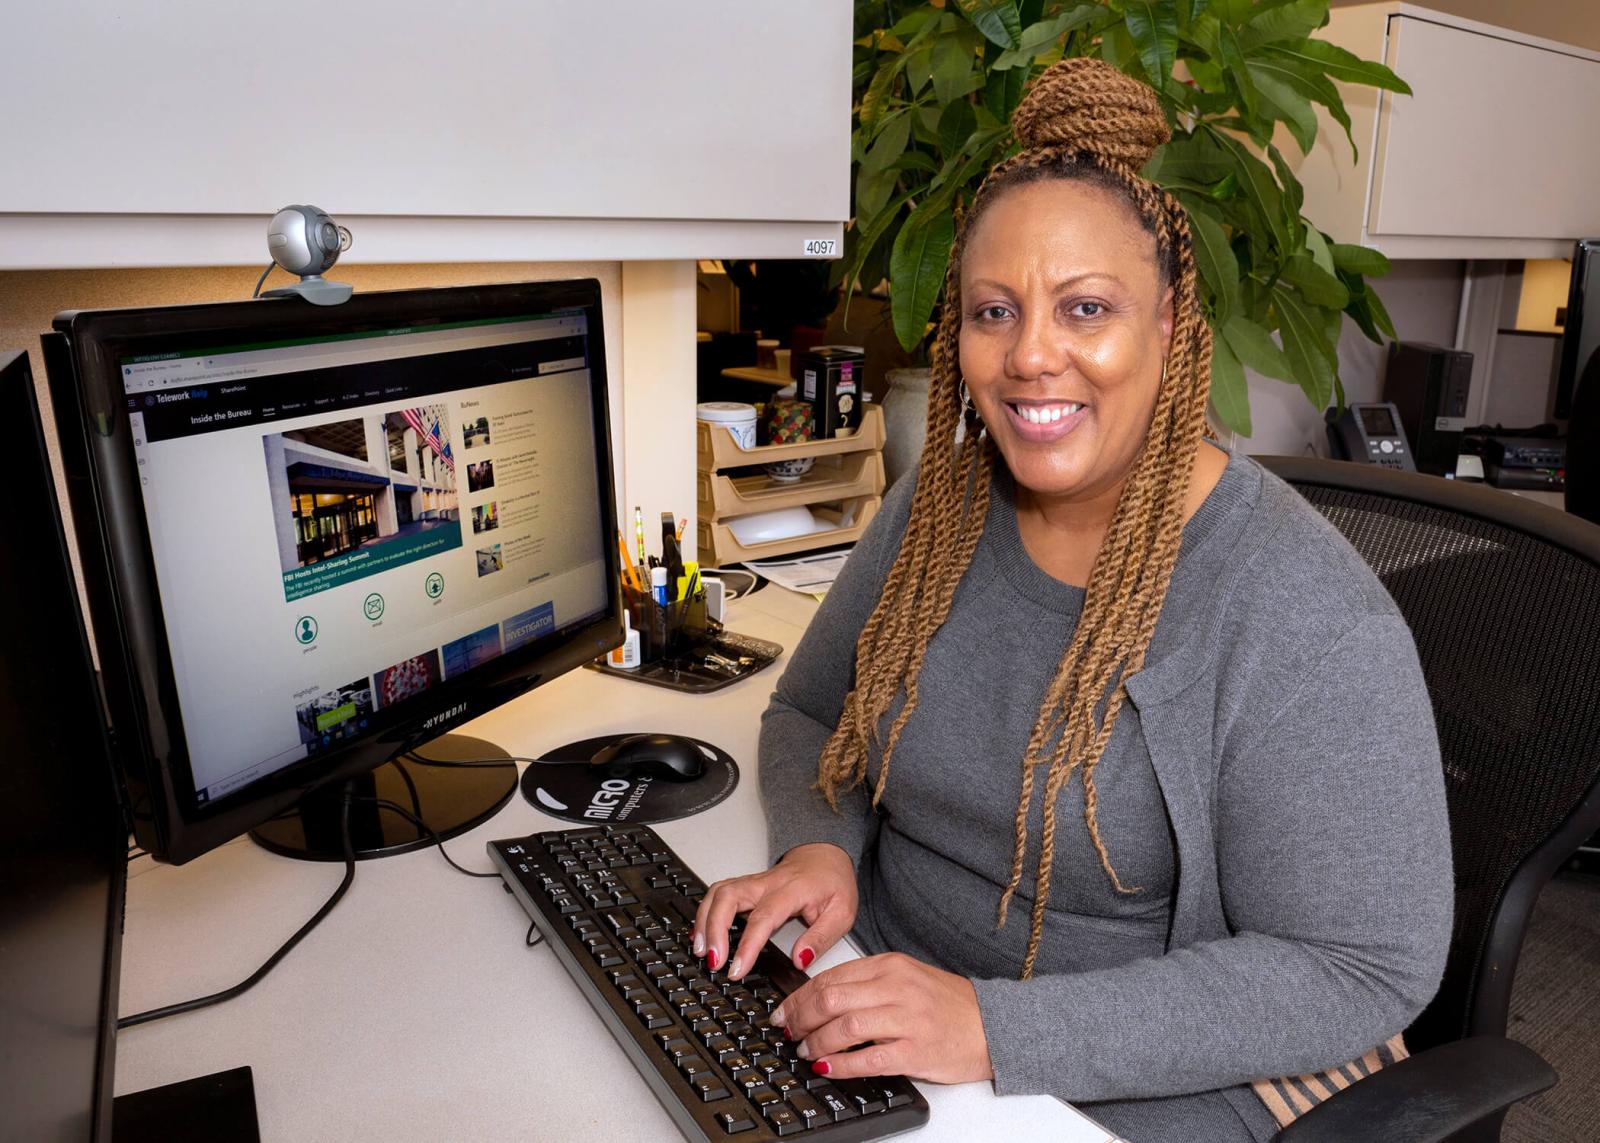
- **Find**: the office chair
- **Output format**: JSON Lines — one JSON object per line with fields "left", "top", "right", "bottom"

{"left": 1256, "top": 457, "right": 1600, "bottom": 1143}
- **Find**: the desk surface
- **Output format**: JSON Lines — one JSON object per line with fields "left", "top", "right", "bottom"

{"left": 115, "top": 586, "right": 1118, "bottom": 1142}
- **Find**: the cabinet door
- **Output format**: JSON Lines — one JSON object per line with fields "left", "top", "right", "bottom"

{"left": 0, "top": 1, "right": 848, "bottom": 225}
{"left": 1371, "top": 16, "right": 1600, "bottom": 241}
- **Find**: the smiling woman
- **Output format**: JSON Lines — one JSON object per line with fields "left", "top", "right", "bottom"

{"left": 695, "top": 58, "right": 1453, "bottom": 1143}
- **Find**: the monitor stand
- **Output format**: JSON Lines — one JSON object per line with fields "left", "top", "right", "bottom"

{"left": 249, "top": 734, "right": 516, "bottom": 861}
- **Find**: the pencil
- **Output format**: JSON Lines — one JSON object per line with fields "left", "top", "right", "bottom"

{"left": 634, "top": 506, "right": 646, "bottom": 564}
{"left": 616, "top": 530, "right": 642, "bottom": 592}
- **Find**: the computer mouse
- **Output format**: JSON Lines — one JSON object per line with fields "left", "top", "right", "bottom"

{"left": 589, "top": 733, "right": 712, "bottom": 782}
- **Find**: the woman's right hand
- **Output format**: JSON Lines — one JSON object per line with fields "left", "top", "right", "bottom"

{"left": 692, "top": 843, "right": 858, "bottom": 982}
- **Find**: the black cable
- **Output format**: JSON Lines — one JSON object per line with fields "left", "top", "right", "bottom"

{"left": 127, "top": 849, "right": 149, "bottom": 861}
{"left": 117, "top": 788, "right": 357, "bottom": 1030}
{"left": 357, "top": 796, "right": 499, "bottom": 879}
{"left": 252, "top": 262, "right": 276, "bottom": 298}
{"left": 526, "top": 920, "right": 544, "bottom": 948}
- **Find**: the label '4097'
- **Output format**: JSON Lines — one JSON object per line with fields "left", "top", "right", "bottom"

{"left": 802, "top": 238, "right": 838, "bottom": 257}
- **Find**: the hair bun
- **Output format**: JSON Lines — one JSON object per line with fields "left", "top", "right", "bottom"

{"left": 1011, "top": 58, "right": 1170, "bottom": 169}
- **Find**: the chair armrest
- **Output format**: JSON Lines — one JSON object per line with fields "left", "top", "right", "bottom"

{"left": 1275, "top": 1036, "right": 1556, "bottom": 1143}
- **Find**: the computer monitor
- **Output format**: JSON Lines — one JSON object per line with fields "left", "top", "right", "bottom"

{"left": 43, "top": 279, "right": 624, "bottom": 864}
{"left": 1, "top": 349, "right": 125, "bottom": 1142}
{"left": 1554, "top": 238, "right": 1600, "bottom": 420}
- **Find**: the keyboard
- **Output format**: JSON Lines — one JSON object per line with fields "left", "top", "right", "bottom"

{"left": 488, "top": 824, "right": 930, "bottom": 1141}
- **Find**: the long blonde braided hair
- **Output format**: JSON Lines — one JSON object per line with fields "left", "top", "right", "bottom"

{"left": 816, "top": 58, "right": 1214, "bottom": 979}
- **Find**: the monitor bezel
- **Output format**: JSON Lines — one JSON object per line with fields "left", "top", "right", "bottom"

{"left": 46, "top": 279, "right": 624, "bottom": 864}
{"left": 1556, "top": 238, "right": 1600, "bottom": 420}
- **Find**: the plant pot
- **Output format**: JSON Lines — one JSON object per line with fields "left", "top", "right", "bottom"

{"left": 881, "top": 367, "right": 932, "bottom": 489}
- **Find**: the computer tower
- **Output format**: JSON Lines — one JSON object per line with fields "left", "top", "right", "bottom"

{"left": 1384, "top": 341, "right": 1473, "bottom": 477}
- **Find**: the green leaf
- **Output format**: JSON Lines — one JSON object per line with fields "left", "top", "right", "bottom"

{"left": 859, "top": 58, "right": 900, "bottom": 131}
{"left": 1248, "top": 62, "right": 1318, "bottom": 153}
{"left": 1185, "top": 202, "right": 1240, "bottom": 324}
{"left": 1101, "top": 21, "right": 1139, "bottom": 76}
{"left": 983, "top": 63, "right": 1030, "bottom": 120}
{"left": 890, "top": 204, "right": 957, "bottom": 351}
{"left": 957, "top": 0, "right": 1023, "bottom": 50}
{"left": 1125, "top": 1, "right": 1180, "bottom": 85}
{"left": 1237, "top": 0, "right": 1329, "bottom": 52}
{"left": 1280, "top": 252, "right": 1350, "bottom": 308}
{"left": 1270, "top": 37, "right": 1412, "bottom": 93}
{"left": 1155, "top": 131, "right": 1236, "bottom": 183}
{"left": 993, "top": 4, "right": 1101, "bottom": 68}
{"left": 937, "top": 98, "right": 978, "bottom": 156}
{"left": 1212, "top": 0, "right": 1253, "bottom": 23}
{"left": 1254, "top": 46, "right": 1356, "bottom": 157}
{"left": 1265, "top": 143, "right": 1304, "bottom": 230}
{"left": 1303, "top": 226, "right": 1335, "bottom": 273}
{"left": 889, "top": 8, "right": 939, "bottom": 39}
{"left": 1205, "top": 128, "right": 1289, "bottom": 254}
{"left": 1208, "top": 332, "right": 1252, "bottom": 435}
{"left": 1217, "top": 23, "right": 1257, "bottom": 122}
{"left": 1272, "top": 285, "right": 1338, "bottom": 407}
{"left": 1330, "top": 242, "right": 1391, "bottom": 277}
{"left": 1221, "top": 315, "right": 1295, "bottom": 382}
{"left": 1364, "top": 279, "right": 1397, "bottom": 339}
{"left": 892, "top": 150, "right": 941, "bottom": 174}
{"left": 931, "top": 32, "right": 979, "bottom": 106}
{"left": 860, "top": 109, "right": 911, "bottom": 182}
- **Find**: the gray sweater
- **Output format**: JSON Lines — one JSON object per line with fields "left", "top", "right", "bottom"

{"left": 758, "top": 449, "right": 1453, "bottom": 1140}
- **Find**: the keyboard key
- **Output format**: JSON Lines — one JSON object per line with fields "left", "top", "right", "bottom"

{"left": 678, "top": 1055, "right": 711, "bottom": 1079}
{"left": 748, "top": 1085, "right": 780, "bottom": 1107}
{"left": 815, "top": 1085, "right": 858, "bottom": 1122}
{"left": 723, "top": 1053, "right": 753, "bottom": 1077}
{"left": 636, "top": 1004, "right": 672, "bottom": 1029}
{"left": 691, "top": 1074, "right": 730, "bottom": 1102}
{"left": 787, "top": 1091, "right": 826, "bottom": 1130}
{"left": 763, "top": 1104, "right": 803, "bottom": 1136}
{"left": 768, "top": 1072, "right": 799, "bottom": 1095}
{"left": 714, "top": 1109, "right": 756, "bottom": 1134}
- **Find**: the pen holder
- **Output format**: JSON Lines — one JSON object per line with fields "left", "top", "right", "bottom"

{"left": 624, "top": 584, "right": 713, "bottom": 665}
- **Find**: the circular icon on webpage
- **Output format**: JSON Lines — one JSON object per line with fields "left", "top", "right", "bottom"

{"left": 425, "top": 572, "right": 445, "bottom": 599}
{"left": 363, "top": 592, "right": 385, "bottom": 621}
{"left": 295, "top": 616, "right": 318, "bottom": 645}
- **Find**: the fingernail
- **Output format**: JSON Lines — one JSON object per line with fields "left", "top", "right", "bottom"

{"left": 797, "top": 1042, "right": 812, "bottom": 1060}
{"left": 797, "top": 946, "right": 815, "bottom": 969}
{"left": 814, "top": 1059, "right": 832, "bottom": 1076}
{"left": 728, "top": 957, "right": 743, "bottom": 978}
{"left": 693, "top": 931, "right": 705, "bottom": 956}
{"left": 708, "top": 947, "right": 720, "bottom": 970}
{"left": 769, "top": 1007, "right": 785, "bottom": 1027}
{"left": 783, "top": 1025, "right": 794, "bottom": 1040}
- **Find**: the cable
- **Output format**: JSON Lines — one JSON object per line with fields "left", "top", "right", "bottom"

{"left": 127, "top": 848, "right": 149, "bottom": 861}
{"left": 526, "top": 920, "right": 544, "bottom": 948}
{"left": 117, "top": 788, "right": 357, "bottom": 1030}
{"left": 357, "top": 796, "right": 500, "bottom": 879}
{"left": 252, "top": 262, "right": 276, "bottom": 298}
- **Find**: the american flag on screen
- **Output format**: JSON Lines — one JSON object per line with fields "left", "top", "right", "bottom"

{"left": 401, "top": 408, "right": 454, "bottom": 472}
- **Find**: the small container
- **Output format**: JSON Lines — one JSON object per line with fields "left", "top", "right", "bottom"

{"left": 773, "top": 347, "right": 791, "bottom": 378}
{"left": 607, "top": 612, "right": 642, "bottom": 669}
{"left": 756, "top": 338, "right": 780, "bottom": 370}
{"left": 697, "top": 401, "right": 758, "bottom": 451}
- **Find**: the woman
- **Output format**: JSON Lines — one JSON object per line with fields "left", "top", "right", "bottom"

{"left": 693, "top": 59, "right": 1452, "bottom": 1141}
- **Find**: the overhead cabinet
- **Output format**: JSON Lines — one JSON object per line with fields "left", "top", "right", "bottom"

{"left": 0, "top": 2, "right": 850, "bottom": 268}
{"left": 1294, "top": 3, "right": 1600, "bottom": 259}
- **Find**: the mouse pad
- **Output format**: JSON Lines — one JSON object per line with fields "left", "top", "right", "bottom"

{"left": 519, "top": 733, "right": 740, "bottom": 825}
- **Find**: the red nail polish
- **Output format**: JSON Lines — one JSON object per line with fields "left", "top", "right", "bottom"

{"left": 784, "top": 1026, "right": 794, "bottom": 1040}
{"left": 797, "top": 947, "right": 815, "bottom": 969}
{"left": 814, "top": 1059, "right": 831, "bottom": 1076}
{"left": 708, "top": 947, "right": 720, "bottom": 970}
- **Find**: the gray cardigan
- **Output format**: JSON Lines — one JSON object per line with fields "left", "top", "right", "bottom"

{"left": 758, "top": 450, "right": 1453, "bottom": 1136}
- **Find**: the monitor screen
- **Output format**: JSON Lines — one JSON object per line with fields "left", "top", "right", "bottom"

{"left": 45, "top": 280, "right": 623, "bottom": 863}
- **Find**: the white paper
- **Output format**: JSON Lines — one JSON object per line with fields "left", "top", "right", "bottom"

{"left": 744, "top": 548, "right": 854, "bottom": 596}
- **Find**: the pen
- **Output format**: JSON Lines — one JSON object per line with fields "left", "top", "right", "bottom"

{"left": 634, "top": 506, "right": 646, "bottom": 565}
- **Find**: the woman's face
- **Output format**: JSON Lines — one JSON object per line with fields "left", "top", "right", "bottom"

{"left": 958, "top": 178, "right": 1173, "bottom": 509}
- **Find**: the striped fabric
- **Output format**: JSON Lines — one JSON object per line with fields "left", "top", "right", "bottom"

{"left": 1251, "top": 1034, "right": 1410, "bottom": 1127}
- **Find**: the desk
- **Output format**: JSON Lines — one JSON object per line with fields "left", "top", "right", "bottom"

{"left": 114, "top": 587, "right": 1118, "bottom": 1142}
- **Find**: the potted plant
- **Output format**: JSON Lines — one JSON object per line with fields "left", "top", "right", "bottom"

{"left": 842, "top": 0, "right": 1409, "bottom": 438}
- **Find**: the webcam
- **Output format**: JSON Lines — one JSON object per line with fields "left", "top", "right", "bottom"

{"left": 260, "top": 205, "right": 353, "bottom": 305}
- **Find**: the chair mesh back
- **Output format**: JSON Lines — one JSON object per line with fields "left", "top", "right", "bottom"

{"left": 1288, "top": 483, "right": 1600, "bottom": 1050}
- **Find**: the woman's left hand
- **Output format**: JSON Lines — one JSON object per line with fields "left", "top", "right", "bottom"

{"left": 767, "top": 952, "right": 994, "bottom": 1084}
